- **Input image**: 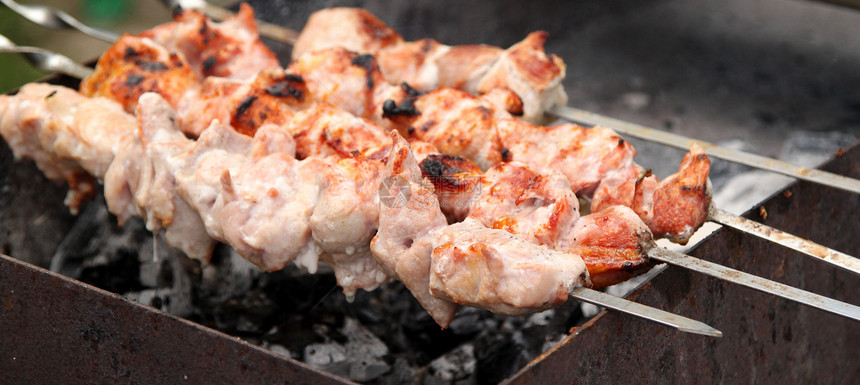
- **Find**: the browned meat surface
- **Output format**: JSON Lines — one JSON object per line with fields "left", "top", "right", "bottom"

{"left": 453, "top": 161, "right": 653, "bottom": 288}
{"left": 80, "top": 7, "right": 298, "bottom": 137}
{"left": 179, "top": 70, "right": 311, "bottom": 137}
{"left": 292, "top": 7, "right": 404, "bottom": 64}
{"left": 79, "top": 35, "right": 199, "bottom": 113}
{"left": 468, "top": 162, "right": 580, "bottom": 249}
{"left": 393, "top": 88, "right": 508, "bottom": 170}
{"left": 560, "top": 207, "right": 655, "bottom": 288}
{"left": 394, "top": 89, "right": 710, "bottom": 243}
{"left": 140, "top": 4, "right": 280, "bottom": 80}
{"left": 293, "top": 8, "right": 566, "bottom": 123}
{"left": 284, "top": 103, "right": 391, "bottom": 160}
{"left": 288, "top": 48, "right": 389, "bottom": 120}
{"left": 372, "top": 134, "right": 591, "bottom": 322}
{"left": 418, "top": 153, "right": 483, "bottom": 222}
{"left": 592, "top": 145, "right": 712, "bottom": 244}
{"left": 287, "top": 10, "right": 710, "bottom": 242}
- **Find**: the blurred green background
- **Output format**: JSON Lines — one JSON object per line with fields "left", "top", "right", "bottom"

{"left": 0, "top": 0, "right": 233, "bottom": 93}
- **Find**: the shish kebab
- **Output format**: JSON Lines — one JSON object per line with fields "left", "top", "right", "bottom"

{"left": 287, "top": 7, "right": 860, "bottom": 273}
{"left": 7, "top": 0, "right": 859, "bottom": 195}
{"left": 0, "top": 83, "right": 721, "bottom": 336}
{"left": 65, "top": 4, "right": 858, "bottom": 276}
{"left": 5, "top": 12, "right": 860, "bottom": 324}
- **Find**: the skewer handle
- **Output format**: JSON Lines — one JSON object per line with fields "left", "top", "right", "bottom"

{"left": 0, "top": 34, "right": 93, "bottom": 79}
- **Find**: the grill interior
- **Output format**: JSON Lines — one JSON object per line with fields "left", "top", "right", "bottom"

{"left": 2, "top": 0, "right": 860, "bottom": 383}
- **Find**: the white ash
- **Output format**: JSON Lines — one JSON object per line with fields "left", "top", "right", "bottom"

{"left": 713, "top": 130, "right": 857, "bottom": 215}
{"left": 620, "top": 91, "right": 652, "bottom": 112}
{"left": 304, "top": 317, "right": 391, "bottom": 382}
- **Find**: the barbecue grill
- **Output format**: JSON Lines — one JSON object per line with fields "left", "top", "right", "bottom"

{"left": 2, "top": 0, "right": 860, "bottom": 383}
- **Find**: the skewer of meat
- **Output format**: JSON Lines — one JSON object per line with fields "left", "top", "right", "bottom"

{"left": 0, "top": 85, "right": 647, "bottom": 328}
{"left": 75, "top": 11, "right": 709, "bottom": 245}
{"left": 285, "top": 7, "right": 860, "bottom": 271}
{"left": 0, "top": 85, "right": 731, "bottom": 337}
{"left": 0, "top": 84, "right": 387, "bottom": 296}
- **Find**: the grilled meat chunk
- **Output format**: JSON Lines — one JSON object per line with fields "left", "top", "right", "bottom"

{"left": 80, "top": 35, "right": 199, "bottom": 113}
{"left": 430, "top": 218, "right": 591, "bottom": 315}
{"left": 141, "top": 3, "right": 280, "bottom": 80}
{"left": 293, "top": 7, "right": 566, "bottom": 123}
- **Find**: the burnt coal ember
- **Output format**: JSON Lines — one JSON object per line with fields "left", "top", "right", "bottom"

{"left": 45, "top": 194, "right": 587, "bottom": 384}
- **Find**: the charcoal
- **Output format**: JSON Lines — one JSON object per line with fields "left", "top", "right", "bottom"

{"left": 380, "top": 358, "right": 421, "bottom": 385}
{"left": 446, "top": 308, "right": 486, "bottom": 335}
{"left": 304, "top": 317, "right": 391, "bottom": 382}
{"left": 50, "top": 196, "right": 148, "bottom": 281}
{"left": 199, "top": 246, "right": 261, "bottom": 302}
{"left": 304, "top": 342, "right": 349, "bottom": 375}
{"left": 423, "top": 343, "right": 476, "bottom": 385}
{"left": 473, "top": 330, "right": 532, "bottom": 385}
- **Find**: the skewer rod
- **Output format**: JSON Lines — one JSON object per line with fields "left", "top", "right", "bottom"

{"left": 0, "top": 0, "right": 119, "bottom": 43}
{"left": 549, "top": 105, "right": 860, "bottom": 195}
{"left": 709, "top": 207, "right": 860, "bottom": 276}
{"left": 571, "top": 287, "right": 723, "bottom": 337}
{"left": 647, "top": 246, "right": 860, "bottom": 322}
{"left": 0, "top": 35, "right": 93, "bottom": 79}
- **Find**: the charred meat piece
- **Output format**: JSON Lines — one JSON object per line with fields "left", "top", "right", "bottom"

{"left": 293, "top": 8, "right": 566, "bottom": 124}
{"left": 79, "top": 35, "right": 198, "bottom": 113}
{"left": 141, "top": 3, "right": 280, "bottom": 80}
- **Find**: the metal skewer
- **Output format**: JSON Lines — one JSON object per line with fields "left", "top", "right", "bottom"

{"left": 5, "top": 5, "right": 859, "bottom": 329}
{"left": 0, "top": 34, "right": 93, "bottom": 78}
{"left": 647, "top": 246, "right": 860, "bottom": 322}
{"left": 709, "top": 207, "right": 860, "bottom": 276}
{"left": 571, "top": 287, "right": 723, "bottom": 337}
{"left": 0, "top": 0, "right": 119, "bottom": 43}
